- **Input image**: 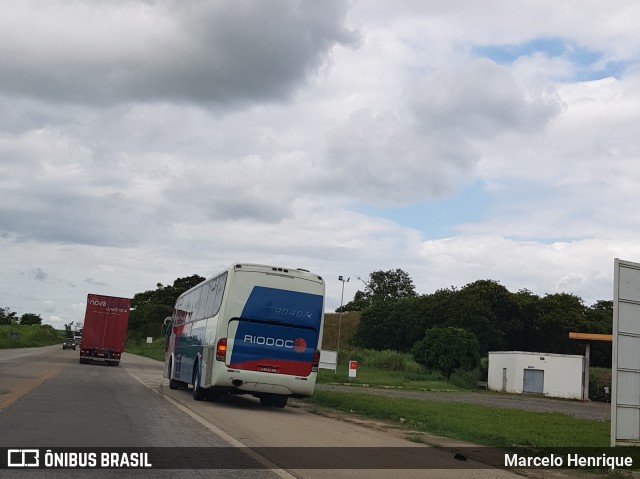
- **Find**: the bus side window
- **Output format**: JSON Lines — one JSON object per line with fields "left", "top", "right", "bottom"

{"left": 196, "top": 282, "right": 211, "bottom": 320}
{"left": 204, "top": 278, "right": 218, "bottom": 317}
{"left": 212, "top": 273, "right": 227, "bottom": 317}
{"left": 191, "top": 287, "right": 204, "bottom": 321}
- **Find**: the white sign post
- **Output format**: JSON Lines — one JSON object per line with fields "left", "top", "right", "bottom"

{"left": 319, "top": 350, "right": 338, "bottom": 372}
{"left": 611, "top": 258, "right": 640, "bottom": 446}
{"left": 146, "top": 337, "right": 153, "bottom": 345}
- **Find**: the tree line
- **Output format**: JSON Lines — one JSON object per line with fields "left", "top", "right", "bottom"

{"left": 344, "top": 270, "right": 613, "bottom": 368}
{"left": 0, "top": 307, "right": 44, "bottom": 326}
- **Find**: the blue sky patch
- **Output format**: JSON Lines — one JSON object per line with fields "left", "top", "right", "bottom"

{"left": 354, "top": 180, "right": 487, "bottom": 238}
{"left": 474, "top": 37, "right": 623, "bottom": 81}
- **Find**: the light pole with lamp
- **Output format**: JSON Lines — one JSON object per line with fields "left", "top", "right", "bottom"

{"left": 337, "top": 275, "right": 350, "bottom": 371}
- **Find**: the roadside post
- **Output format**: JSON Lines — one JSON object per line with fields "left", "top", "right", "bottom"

{"left": 348, "top": 360, "right": 358, "bottom": 382}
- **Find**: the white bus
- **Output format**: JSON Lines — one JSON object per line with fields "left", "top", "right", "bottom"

{"left": 162, "top": 263, "right": 325, "bottom": 408}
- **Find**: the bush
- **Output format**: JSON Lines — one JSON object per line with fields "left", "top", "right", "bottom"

{"left": 366, "top": 350, "right": 410, "bottom": 371}
{"left": 339, "top": 348, "right": 424, "bottom": 373}
{"left": 589, "top": 367, "right": 611, "bottom": 401}
{"left": 479, "top": 357, "right": 489, "bottom": 381}
{"left": 449, "top": 368, "right": 481, "bottom": 390}
{"left": 412, "top": 327, "right": 480, "bottom": 380}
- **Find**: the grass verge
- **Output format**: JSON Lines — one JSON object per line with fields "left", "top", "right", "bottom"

{"left": 125, "top": 337, "right": 165, "bottom": 361}
{"left": 0, "top": 324, "right": 63, "bottom": 349}
{"left": 318, "top": 367, "right": 460, "bottom": 391}
{"left": 311, "top": 390, "right": 609, "bottom": 448}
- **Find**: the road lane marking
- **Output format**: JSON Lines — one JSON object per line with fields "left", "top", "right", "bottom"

{"left": 125, "top": 368, "right": 298, "bottom": 479}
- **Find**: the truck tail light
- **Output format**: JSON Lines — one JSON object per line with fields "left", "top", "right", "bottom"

{"left": 216, "top": 338, "right": 227, "bottom": 361}
{"left": 312, "top": 349, "right": 320, "bottom": 372}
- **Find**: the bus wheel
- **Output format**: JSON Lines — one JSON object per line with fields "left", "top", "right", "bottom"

{"left": 192, "top": 363, "right": 206, "bottom": 401}
{"left": 168, "top": 361, "right": 181, "bottom": 390}
{"left": 260, "top": 395, "right": 288, "bottom": 408}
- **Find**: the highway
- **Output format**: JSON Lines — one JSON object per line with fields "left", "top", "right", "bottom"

{"left": 0, "top": 346, "right": 539, "bottom": 478}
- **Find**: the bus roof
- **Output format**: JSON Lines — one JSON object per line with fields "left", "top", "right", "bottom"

{"left": 179, "top": 263, "right": 324, "bottom": 298}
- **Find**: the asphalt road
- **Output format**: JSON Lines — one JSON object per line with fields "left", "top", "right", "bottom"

{"left": 0, "top": 345, "right": 280, "bottom": 479}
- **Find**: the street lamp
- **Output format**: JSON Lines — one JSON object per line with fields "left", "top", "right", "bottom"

{"left": 337, "top": 275, "right": 350, "bottom": 370}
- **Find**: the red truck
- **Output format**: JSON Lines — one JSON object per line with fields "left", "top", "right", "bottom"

{"left": 80, "top": 294, "right": 131, "bottom": 366}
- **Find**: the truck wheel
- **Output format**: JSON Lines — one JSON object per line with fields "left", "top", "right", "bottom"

{"left": 192, "top": 363, "right": 206, "bottom": 401}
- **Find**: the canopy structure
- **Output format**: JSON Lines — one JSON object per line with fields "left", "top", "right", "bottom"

{"left": 568, "top": 332, "right": 612, "bottom": 342}
{"left": 568, "top": 331, "right": 612, "bottom": 401}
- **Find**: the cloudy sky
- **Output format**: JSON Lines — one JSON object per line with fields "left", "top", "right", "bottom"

{"left": 2, "top": 0, "right": 640, "bottom": 329}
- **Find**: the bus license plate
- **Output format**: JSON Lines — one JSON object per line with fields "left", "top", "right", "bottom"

{"left": 258, "top": 366, "right": 278, "bottom": 373}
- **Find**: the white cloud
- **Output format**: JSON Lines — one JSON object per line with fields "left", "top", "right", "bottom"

{"left": 0, "top": 0, "right": 356, "bottom": 105}
{"left": 1, "top": 0, "right": 640, "bottom": 327}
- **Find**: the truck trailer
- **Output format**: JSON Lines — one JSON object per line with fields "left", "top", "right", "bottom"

{"left": 80, "top": 294, "right": 131, "bottom": 366}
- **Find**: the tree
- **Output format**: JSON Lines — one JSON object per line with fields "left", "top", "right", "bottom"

{"left": 340, "top": 269, "right": 416, "bottom": 312}
{"left": 19, "top": 313, "right": 43, "bottom": 325}
{"left": 412, "top": 327, "right": 480, "bottom": 381}
{"left": 452, "top": 280, "right": 519, "bottom": 354}
{"left": 0, "top": 307, "right": 18, "bottom": 325}
{"left": 532, "top": 293, "right": 586, "bottom": 354}
{"left": 352, "top": 296, "right": 428, "bottom": 351}
{"left": 582, "top": 300, "right": 613, "bottom": 368}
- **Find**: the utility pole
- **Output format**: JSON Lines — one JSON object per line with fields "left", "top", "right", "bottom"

{"left": 337, "top": 275, "right": 350, "bottom": 370}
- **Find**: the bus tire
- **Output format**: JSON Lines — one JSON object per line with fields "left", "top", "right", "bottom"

{"left": 192, "top": 362, "right": 206, "bottom": 401}
{"left": 260, "top": 395, "right": 288, "bottom": 408}
{"left": 168, "top": 360, "right": 181, "bottom": 390}
{"left": 272, "top": 396, "right": 288, "bottom": 408}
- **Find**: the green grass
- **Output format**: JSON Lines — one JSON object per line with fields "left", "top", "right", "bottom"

{"left": 318, "top": 348, "right": 463, "bottom": 391}
{"left": 318, "top": 366, "right": 460, "bottom": 391}
{"left": 0, "top": 324, "right": 63, "bottom": 349}
{"left": 311, "top": 390, "right": 609, "bottom": 448}
{"left": 125, "top": 337, "right": 165, "bottom": 361}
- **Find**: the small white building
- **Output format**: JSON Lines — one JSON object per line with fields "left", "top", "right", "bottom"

{"left": 488, "top": 351, "right": 584, "bottom": 400}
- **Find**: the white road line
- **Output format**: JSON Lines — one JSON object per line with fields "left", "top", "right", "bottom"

{"left": 126, "top": 368, "right": 298, "bottom": 479}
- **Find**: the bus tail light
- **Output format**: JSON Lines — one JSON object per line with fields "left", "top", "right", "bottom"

{"left": 216, "top": 338, "right": 227, "bottom": 361}
{"left": 312, "top": 349, "right": 320, "bottom": 372}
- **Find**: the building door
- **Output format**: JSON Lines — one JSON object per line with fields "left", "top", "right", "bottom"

{"left": 523, "top": 369, "right": 544, "bottom": 393}
{"left": 502, "top": 368, "right": 507, "bottom": 391}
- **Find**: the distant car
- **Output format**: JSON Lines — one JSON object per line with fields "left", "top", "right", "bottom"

{"left": 63, "top": 338, "right": 76, "bottom": 350}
